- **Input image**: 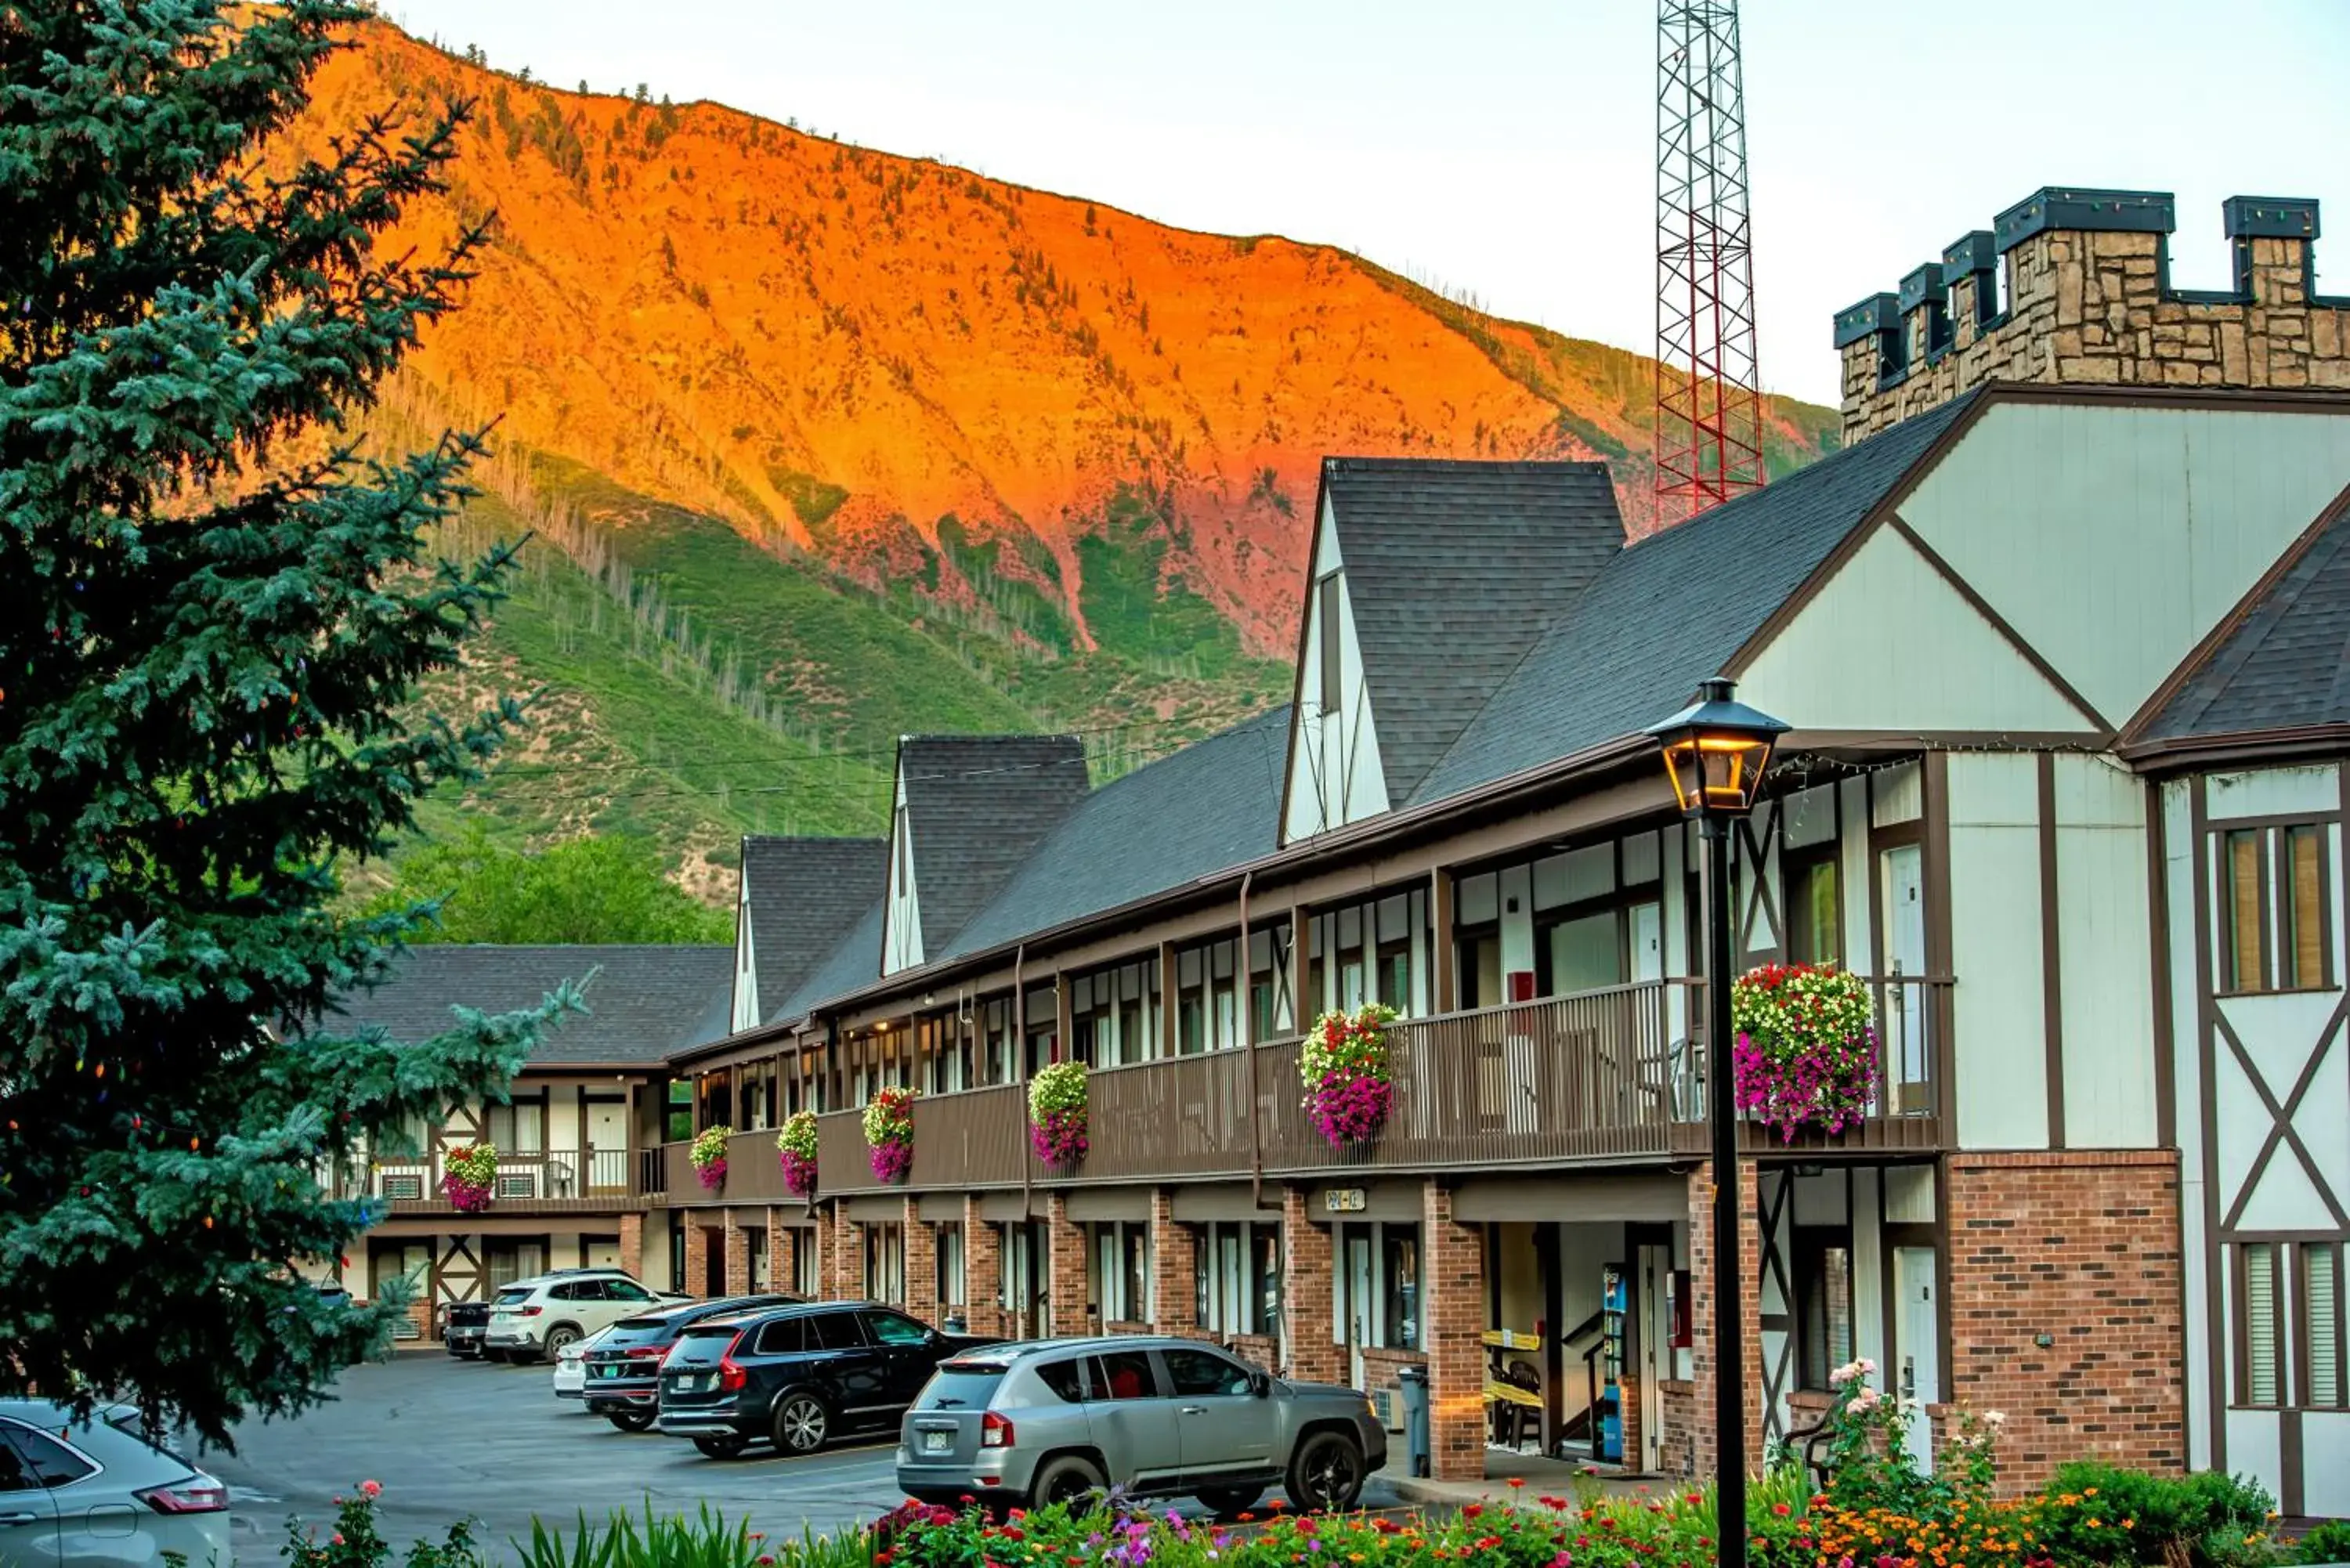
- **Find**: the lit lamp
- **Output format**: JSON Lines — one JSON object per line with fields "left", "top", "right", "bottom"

{"left": 1645, "top": 676, "right": 1788, "bottom": 1568}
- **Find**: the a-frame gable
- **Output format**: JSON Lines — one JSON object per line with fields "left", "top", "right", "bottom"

{"left": 881, "top": 758, "right": 924, "bottom": 976}
{"left": 731, "top": 864, "right": 759, "bottom": 1030}
{"left": 1281, "top": 486, "right": 1391, "bottom": 844}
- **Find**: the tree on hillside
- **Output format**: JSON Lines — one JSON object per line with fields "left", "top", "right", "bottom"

{"left": 0, "top": 0, "right": 569, "bottom": 1444}
{"left": 365, "top": 828, "right": 733, "bottom": 945}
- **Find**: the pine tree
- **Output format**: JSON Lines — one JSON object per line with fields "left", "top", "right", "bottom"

{"left": 0, "top": 1, "right": 573, "bottom": 1443}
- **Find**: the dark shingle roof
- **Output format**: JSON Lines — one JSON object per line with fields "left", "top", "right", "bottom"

{"left": 1411, "top": 392, "right": 1979, "bottom": 805}
{"left": 768, "top": 898, "right": 885, "bottom": 1027}
{"left": 739, "top": 836, "right": 887, "bottom": 1022}
{"left": 334, "top": 945, "right": 734, "bottom": 1066}
{"left": 942, "top": 707, "right": 1290, "bottom": 959}
{"left": 1322, "top": 459, "right": 1624, "bottom": 804}
{"left": 2143, "top": 499, "right": 2350, "bottom": 740}
{"left": 899, "top": 735, "right": 1090, "bottom": 954}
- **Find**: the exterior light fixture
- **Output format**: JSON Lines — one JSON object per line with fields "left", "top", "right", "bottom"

{"left": 1646, "top": 676, "right": 1789, "bottom": 818}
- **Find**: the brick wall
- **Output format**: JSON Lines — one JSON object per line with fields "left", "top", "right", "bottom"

{"left": 722, "top": 1212, "right": 750, "bottom": 1297}
{"left": 766, "top": 1209, "right": 793, "bottom": 1295}
{"left": 1282, "top": 1188, "right": 1343, "bottom": 1386}
{"left": 1227, "top": 1332, "right": 1280, "bottom": 1374}
{"left": 1838, "top": 192, "right": 2350, "bottom": 445}
{"left": 964, "top": 1199, "right": 1002, "bottom": 1338}
{"left": 1686, "top": 1160, "right": 1766, "bottom": 1480}
{"left": 1944, "top": 1150, "right": 2185, "bottom": 1489}
{"left": 1423, "top": 1180, "right": 1486, "bottom": 1483}
{"left": 1150, "top": 1189, "right": 1197, "bottom": 1334}
{"left": 683, "top": 1217, "right": 711, "bottom": 1299}
{"left": 618, "top": 1212, "right": 644, "bottom": 1282}
{"left": 905, "top": 1200, "right": 939, "bottom": 1326}
{"left": 1047, "top": 1194, "right": 1086, "bottom": 1339}
{"left": 1658, "top": 1379, "right": 1696, "bottom": 1478}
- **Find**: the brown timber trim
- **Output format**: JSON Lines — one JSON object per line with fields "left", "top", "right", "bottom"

{"left": 2197, "top": 807, "right": 2348, "bottom": 833}
{"left": 2119, "top": 724, "right": 2350, "bottom": 773}
{"left": 1430, "top": 867, "right": 1456, "bottom": 1015}
{"left": 2193, "top": 774, "right": 2227, "bottom": 1469}
{"left": 1271, "top": 465, "right": 1337, "bottom": 845}
{"left": 2281, "top": 1407, "right": 2305, "bottom": 1517}
{"left": 2117, "top": 475, "right": 2350, "bottom": 748}
{"left": 1782, "top": 728, "right": 2111, "bottom": 753}
{"left": 2039, "top": 754, "right": 2067, "bottom": 1149}
{"left": 1922, "top": 754, "right": 1958, "bottom": 1131}
{"left": 2149, "top": 780, "right": 2178, "bottom": 1149}
{"left": 1891, "top": 514, "right": 2112, "bottom": 733}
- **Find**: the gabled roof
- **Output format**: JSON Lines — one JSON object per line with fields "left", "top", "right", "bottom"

{"left": 898, "top": 734, "right": 1090, "bottom": 955}
{"left": 1317, "top": 458, "right": 1625, "bottom": 804}
{"left": 332, "top": 945, "right": 734, "bottom": 1067}
{"left": 767, "top": 898, "right": 885, "bottom": 1031}
{"left": 739, "top": 836, "right": 888, "bottom": 1020}
{"left": 1410, "top": 390, "right": 1982, "bottom": 806}
{"left": 2139, "top": 496, "right": 2350, "bottom": 743}
{"left": 942, "top": 706, "right": 1291, "bottom": 960}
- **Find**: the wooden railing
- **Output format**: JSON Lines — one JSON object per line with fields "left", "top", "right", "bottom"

{"left": 651, "top": 974, "right": 1954, "bottom": 1198}
{"left": 349, "top": 1147, "right": 643, "bottom": 1212}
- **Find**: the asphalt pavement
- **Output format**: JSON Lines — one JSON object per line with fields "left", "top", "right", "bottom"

{"left": 204, "top": 1349, "right": 1408, "bottom": 1563}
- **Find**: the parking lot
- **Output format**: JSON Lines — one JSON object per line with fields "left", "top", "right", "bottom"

{"left": 206, "top": 1349, "right": 1409, "bottom": 1561}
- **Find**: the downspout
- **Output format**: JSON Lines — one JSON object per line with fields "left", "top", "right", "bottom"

{"left": 1241, "top": 869, "right": 1260, "bottom": 1208}
{"left": 1014, "top": 942, "right": 1029, "bottom": 1212}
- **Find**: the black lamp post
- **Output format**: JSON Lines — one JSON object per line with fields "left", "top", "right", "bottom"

{"left": 1646, "top": 676, "right": 1789, "bottom": 1568}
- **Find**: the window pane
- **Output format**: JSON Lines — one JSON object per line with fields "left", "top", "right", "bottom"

{"left": 2, "top": 1427, "right": 94, "bottom": 1487}
{"left": 757, "top": 1317, "right": 805, "bottom": 1355}
{"left": 2309, "top": 1245, "right": 2341, "bottom": 1407}
{"left": 1549, "top": 912, "right": 1621, "bottom": 995}
{"left": 2284, "top": 826, "right": 2326, "bottom": 989}
{"left": 2244, "top": 1242, "right": 2280, "bottom": 1405}
{"left": 1791, "top": 861, "right": 1839, "bottom": 966}
{"left": 1093, "top": 1349, "right": 1155, "bottom": 1400}
{"left": 2225, "top": 831, "right": 2266, "bottom": 992}
{"left": 1036, "top": 1358, "right": 1087, "bottom": 1403}
{"left": 1383, "top": 1229, "right": 1420, "bottom": 1351}
{"left": 863, "top": 1310, "right": 929, "bottom": 1346}
{"left": 1165, "top": 1347, "right": 1251, "bottom": 1397}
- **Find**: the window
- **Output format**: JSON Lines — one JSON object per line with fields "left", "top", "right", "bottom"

{"left": 1164, "top": 1346, "right": 1252, "bottom": 1397}
{"left": 2217, "top": 823, "right": 2336, "bottom": 993}
{"left": 793, "top": 1232, "right": 819, "bottom": 1297}
{"left": 1174, "top": 940, "right": 1241, "bottom": 1054}
{"left": 806, "top": 1310, "right": 859, "bottom": 1350}
{"left": 1036, "top": 1358, "right": 1088, "bottom": 1402}
{"left": 0, "top": 1425, "right": 94, "bottom": 1488}
{"left": 862, "top": 1309, "right": 931, "bottom": 1346}
{"left": 938, "top": 1223, "right": 967, "bottom": 1309}
{"left": 745, "top": 1227, "right": 769, "bottom": 1292}
{"left": 1794, "top": 1230, "right": 1855, "bottom": 1391}
{"left": 1093, "top": 1349, "right": 1157, "bottom": 1400}
{"left": 979, "top": 997, "right": 1014, "bottom": 1086}
{"left": 2223, "top": 830, "right": 2268, "bottom": 993}
{"left": 1785, "top": 849, "right": 1840, "bottom": 966}
{"left": 1309, "top": 889, "right": 1429, "bottom": 1019}
{"left": 486, "top": 1097, "right": 544, "bottom": 1154}
{"left": 1318, "top": 573, "right": 1343, "bottom": 714}
{"left": 1383, "top": 1228, "right": 1420, "bottom": 1351}
{"left": 864, "top": 1223, "right": 906, "bottom": 1306}
{"left": 1090, "top": 1221, "right": 1152, "bottom": 1324}
{"left": 1023, "top": 986, "right": 1058, "bottom": 1078}
{"left": 696, "top": 1071, "right": 733, "bottom": 1135}
{"left": 2305, "top": 1242, "right": 2343, "bottom": 1408}
{"left": 608, "top": 1279, "right": 653, "bottom": 1302}
{"left": 756, "top": 1317, "right": 805, "bottom": 1355}
{"left": 2283, "top": 826, "right": 2329, "bottom": 990}
{"left": 1194, "top": 1221, "right": 1283, "bottom": 1337}
{"left": 1249, "top": 923, "right": 1295, "bottom": 1040}
{"left": 1073, "top": 959, "right": 1161, "bottom": 1066}
{"left": 739, "top": 1060, "right": 776, "bottom": 1131}
{"left": 2240, "top": 1241, "right": 2283, "bottom": 1406}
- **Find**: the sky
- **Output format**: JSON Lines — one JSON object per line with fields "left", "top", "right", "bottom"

{"left": 381, "top": 0, "right": 2350, "bottom": 407}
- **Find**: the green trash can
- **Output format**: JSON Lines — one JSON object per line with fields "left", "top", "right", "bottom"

{"left": 1396, "top": 1363, "right": 1430, "bottom": 1478}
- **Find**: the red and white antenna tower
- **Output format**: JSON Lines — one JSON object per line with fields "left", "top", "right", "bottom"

{"left": 1655, "top": 0, "right": 1765, "bottom": 526}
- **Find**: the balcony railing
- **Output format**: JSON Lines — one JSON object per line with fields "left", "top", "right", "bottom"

{"left": 351, "top": 1147, "right": 642, "bottom": 1212}
{"left": 654, "top": 974, "right": 1954, "bottom": 1200}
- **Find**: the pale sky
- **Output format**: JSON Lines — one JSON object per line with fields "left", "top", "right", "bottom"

{"left": 381, "top": 0, "right": 2350, "bottom": 406}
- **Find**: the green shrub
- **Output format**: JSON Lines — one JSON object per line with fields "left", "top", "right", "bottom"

{"left": 514, "top": 1501, "right": 866, "bottom": 1568}
{"left": 2292, "top": 1520, "right": 2350, "bottom": 1566}
{"left": 2040, "top": 1462, "right": 2276, "bottom": 1568}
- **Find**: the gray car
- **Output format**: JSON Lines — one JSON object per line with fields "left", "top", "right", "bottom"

{"left": 0, "top": 1400, "right": 233, "bottom": 1568}
{"left": 894, "top": 1336, "right": 1384, "bottom": 1515}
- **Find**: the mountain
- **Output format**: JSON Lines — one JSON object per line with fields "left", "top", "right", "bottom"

{"left": 296, "top": 21, "right": 1838, "bottom": 898}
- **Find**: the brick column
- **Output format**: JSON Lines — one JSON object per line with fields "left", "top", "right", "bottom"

{"left": 905, "top": 1198, "right": 939, "bottom": 1325}
{"left": 964, "top": 1199, "right": 1002, "bottom": 1338}
{"left": 722, "top": 1212, "right": 752, "bottom": 1297}
{"left": 1423, "top": 1179, "right": 1487, "bottom": 1483}
{"left": 1046, "top": 1192, "right": 1087, "bottom": 1339}
{"left": 1281, "top": 1187, "right": 1341, "bottom": 1385}
{"left": 833, "top": 1207, "right": 864, "bottom": 1301}
{"left": 766, "top": 1208, "right": 791, "bottom": 1295}
{"left": 683, "top": 1216, "right": 711, "bottom": 1299}
{"left": 1150, "top": 1188, "right": 1198, "bottom": 1335}
{"left": 1687, "top": 1159, "right": 1766, "bottom": 1481}
{"left": 618, "top": 1212, "right": 645, "bottom": 1281}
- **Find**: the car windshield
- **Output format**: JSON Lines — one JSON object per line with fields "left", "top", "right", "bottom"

{"left": 667, "top": 1325, "right": 743, "bottom": 1366}
{"left": 598, "top": 1317, "right": 672, "bottom": 1346}
{"left": 492, "top": 1287, "right": 533, "bottom": 1307}
{"left": 913, "top": 1366, "right": 1004, "bottom": 1409}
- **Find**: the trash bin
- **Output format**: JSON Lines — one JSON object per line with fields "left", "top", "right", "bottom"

{"left": 1395, "top": 1364, "right": 1430, "bottom": 1479}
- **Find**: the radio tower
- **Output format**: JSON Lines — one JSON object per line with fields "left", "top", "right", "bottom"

{"left": 1655, "top": 0, "right": 1765, "bottom": 526}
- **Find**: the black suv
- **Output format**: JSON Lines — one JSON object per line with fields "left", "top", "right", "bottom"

{"left": 582, "top": 1295, "right": 799, "bottom": 1431}
{"left": 655, "top": 1301, "right": 993, "bottom": 1459}
{"left": 441, "top": 1301, "right": 489, "bottom": 1358}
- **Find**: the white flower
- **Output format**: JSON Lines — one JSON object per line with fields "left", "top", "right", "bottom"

{"left": 1983, "top": 1410, "right": 2007, "bottom": 1426}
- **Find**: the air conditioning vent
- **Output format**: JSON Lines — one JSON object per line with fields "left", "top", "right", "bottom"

{"left": 495, "top": 1174, "right": 536, "bottom": 1198}
{"left": 379, "top": 1174, "right": 423, "bottom": 1201}
{"left": 1372, "top": 1389, "right": 1398, "bottom": 1430}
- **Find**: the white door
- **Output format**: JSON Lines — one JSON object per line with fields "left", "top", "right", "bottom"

{"left": 1638, "top": 1242, "right": 1672, "bottom": 1473}
{"left": 1879, "top": 846, "right": 1928, "bottom": 1111}
{"left": 1629, "top": 902, "right": 1663, "bottom": 982}
{"left": 587, "top": 1100, "right": 627, "bottom": 1190}
{"left": 1345, "top": 1230, "right": 1374, "bottom": 1387}
{"left": 1893, "top": 1247, "right": 1939, "bottom": 1471}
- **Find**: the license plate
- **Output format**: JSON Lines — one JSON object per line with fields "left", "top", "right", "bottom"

{"left": 671, "top": 1373, "right": 710, "bottom": 1393}
{"left": 922, "top": 1430, "right": 953, "bottom": 1454}
{"left": 592, "top": 1365, "right": 620, "bottom": 1378}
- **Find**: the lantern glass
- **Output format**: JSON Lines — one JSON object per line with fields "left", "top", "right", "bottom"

{"left": 1647, "top": 679, "right": 1789, "bottom": 822}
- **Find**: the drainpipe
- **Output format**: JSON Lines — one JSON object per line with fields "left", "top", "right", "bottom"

{"left": 1014, "top": 942, "right": 1029, "bottom": 1212}
{"left": 1241, "top": 869, "right": 1260, "bottom": 1208}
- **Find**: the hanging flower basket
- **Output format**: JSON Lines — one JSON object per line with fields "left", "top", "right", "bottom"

{"left": 441, "top": 1143, "right": 497, "bottom": 1213}
{"left": 1300, "top": 1003, "right": 1398, "bottom": 1147}
{"left": 863, "top": 1086, "right": 916, "bottom": 1183}
{"left": 689, "top": 1125, "right": 731, "bottom": 1191}
{"left": 776, "top": 1111, "right": 819, "bottom": 1199}
{"left": 1027, "top": 1060, "right": 1090, "bottom": 1169}
{"left": 1729, "top": 962, "right": 1879, "bottom": 1141}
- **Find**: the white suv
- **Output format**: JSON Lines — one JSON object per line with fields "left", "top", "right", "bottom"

{"left": 483, "top": 1271, "right": 685, "bottom": 1362}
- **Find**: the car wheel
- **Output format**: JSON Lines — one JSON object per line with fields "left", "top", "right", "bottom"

{"left": 543, "top": 1324, "right": 581, "bottom": 1357}
{"left": 770, "top": 1391, "right": 830, "bottom": 1454}
{"left": 1194, "top": 1486, "right": 1264, "bottom": 1516}
{"left": 606, "top": 1409, "right": 656, "bottom": 1433}
{"left": 1029, "top": 1454, "right": 1108, "bottom": 1512}
{"left": 1285, "top": 1431, "right": 1365, "bottom": 1512}
{"left": 692, "top": 1435, "right": 747, "bottom": 1460}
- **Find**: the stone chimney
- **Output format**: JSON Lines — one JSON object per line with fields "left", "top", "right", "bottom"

{"left": 1834, "top": 187, "right": 2350, "bottom": 444}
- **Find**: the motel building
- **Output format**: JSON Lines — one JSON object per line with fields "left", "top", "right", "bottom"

{"left": 336, "top": 186, "right": 2350, "bottom": 1514}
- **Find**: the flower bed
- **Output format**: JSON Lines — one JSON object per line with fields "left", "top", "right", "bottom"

{"left": 775, "top": 1111, "right": 819, "bottom": 1199}
{"left": 439, "top": 1143, "right": 495, "bottom": 1213}
{"left": 1299, "top": 1003, "right": 1397, "bottom": 1146}
{"left": 689, "top": 1125, "right": 730, "bottom": 1191}
{"left": 1730, "top": 962, "right": 1879, "bottom": 1140}
{"left": 1027, "top": 1060, "right": 1088, "bottom": 1167}
{"left": 862, "top": 1085, "right": 916, "bottom": 1183}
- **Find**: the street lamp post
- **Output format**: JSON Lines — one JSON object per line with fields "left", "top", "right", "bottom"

{"left": 1647, "top": 677, "right": 1789, "bottom": 1568}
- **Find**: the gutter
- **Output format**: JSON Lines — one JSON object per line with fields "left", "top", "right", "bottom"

{"left": 2115, "top": 722, "right": 2350, "bottom": 773}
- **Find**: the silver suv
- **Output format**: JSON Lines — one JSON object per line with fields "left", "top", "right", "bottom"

{"left": 895, "top": 1337, "right": 1385, "bottom": 1514}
